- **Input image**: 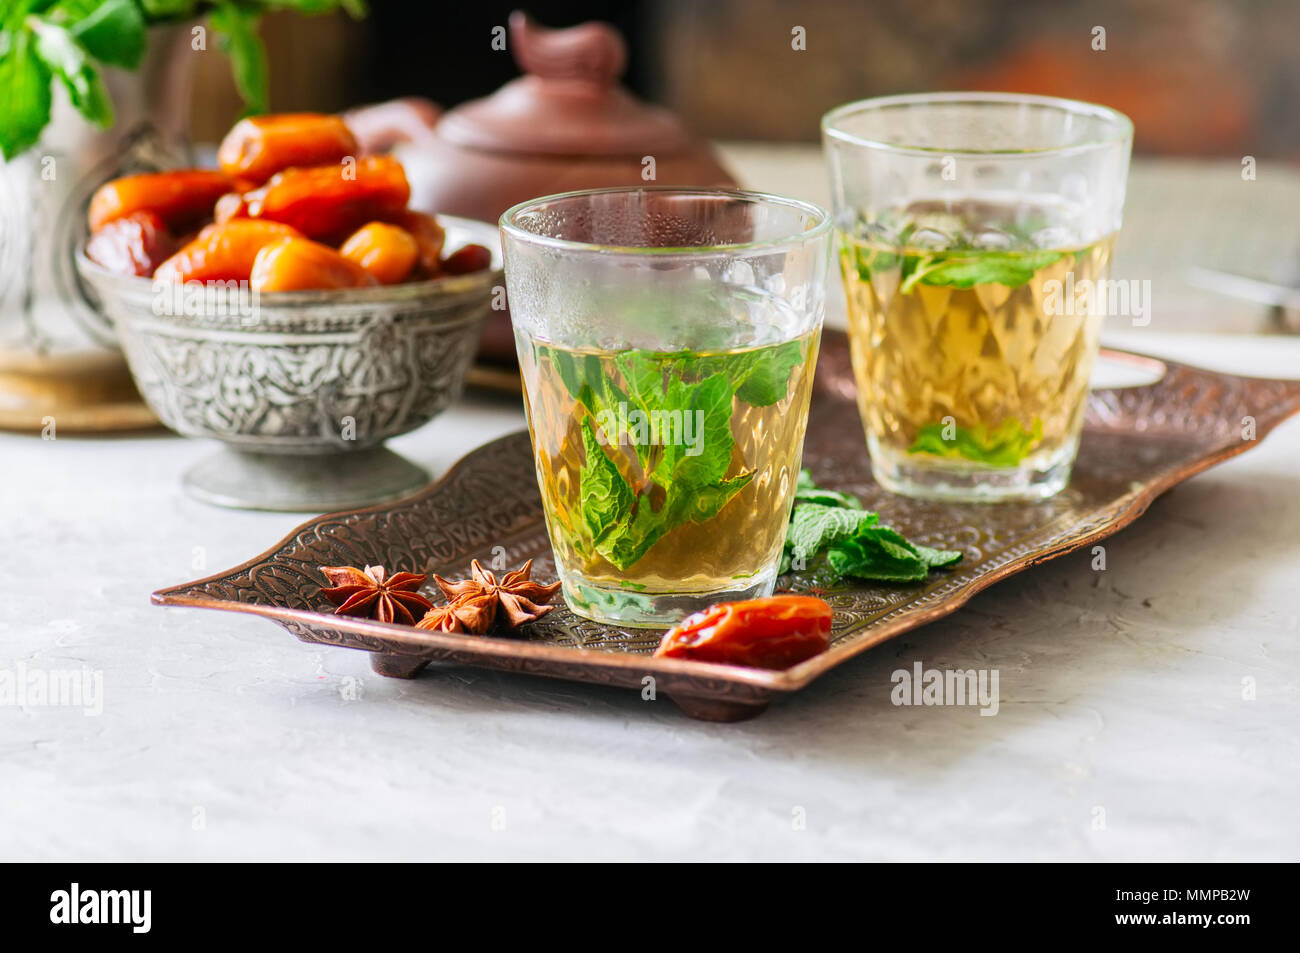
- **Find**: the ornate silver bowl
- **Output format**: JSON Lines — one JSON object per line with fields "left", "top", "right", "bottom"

{"left": 76, "top": 216, "right": 502, "bottom": 511}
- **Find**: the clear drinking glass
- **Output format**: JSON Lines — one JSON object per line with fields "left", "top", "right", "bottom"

{"left": 822, "top": 93, "right": 1133, "bottom": 501}
{"left": 500, "top": 187, "right": 831, "bottom": 627}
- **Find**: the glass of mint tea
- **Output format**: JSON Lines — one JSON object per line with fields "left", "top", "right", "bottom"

{"left": 501, "top": 187, "right": 831, "bottom": 626}
{"left": 823, "top": 93, "right": 1133, "bottom": 501}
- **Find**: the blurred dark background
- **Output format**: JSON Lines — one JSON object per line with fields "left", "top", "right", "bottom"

{"left": 187, "top": 0, "right": 1300, "bottom": 159}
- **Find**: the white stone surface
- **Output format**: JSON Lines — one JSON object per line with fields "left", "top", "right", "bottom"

{"left": 2, "top": 332, "right": 1298, "bottom": 861}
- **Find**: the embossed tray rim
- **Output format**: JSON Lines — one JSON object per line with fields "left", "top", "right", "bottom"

{"left": 153, "top": 346, "right": 1300, "bottom": 700}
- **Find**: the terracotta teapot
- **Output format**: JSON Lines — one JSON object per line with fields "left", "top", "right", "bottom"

{"left": 346, "top": 11, "right": 735, "bottom": 364}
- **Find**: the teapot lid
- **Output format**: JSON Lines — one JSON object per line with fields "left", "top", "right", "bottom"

{"left": 437, "top": 11, "right": 695, "bottom": 157}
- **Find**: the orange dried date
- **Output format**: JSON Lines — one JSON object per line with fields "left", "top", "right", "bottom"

{"left": 250, "top": 236, "right": 378, "bottom": 292}
{"left": 217, "top": 112, "right": 359, "bottom": 184}
{"left": 339, "top": 222, "right": 419, "bottom": 285}
{"left": 653, "top": 595, "right": 833, "bottom": 670}
{"left": 441, "top": 243, "right": 492, "bottom": 275}
{"left": 244, "top": 155, "right": 410, "bottom": 240}
{"left": 88, "top": 169, "right": 234, "bottom": 232}
{"left": 386, "top": 210, "right": 445, "bottom": 276}
{"left": 85, "top": 211, "right": 175, "bottom": 277}
{"left": 213, "top": 191, "right": 248, "bottom": 224}
{"left": 153, "top": 219, "right": 300, "bottom": 283}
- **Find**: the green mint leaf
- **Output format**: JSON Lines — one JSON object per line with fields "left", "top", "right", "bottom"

{"left": 579, "top": 417, "right": 633, "bottom": 549}
{"left": 551, "top": 346, "right": 634, "bottom": 457}
{"left": 668, "top": 471, "right": 752, "bottom": 524}
{"left": 898, "top": 253, "right": 933, "bottom": 293}
{"left": 599, "top": 470, "right": 752, "bottom": 573}
{"left": 779, "top": 474, "right": 962, "bottom": 583}
{"left": 683, "top": 335, "right": 804, "bottom": 410}
{"left": 916, "top": 250, "right": 1064, "bottom": 290}
{"left": 910, "top": 543, "right": 963, "bottom": 569}
{"left": 844, "top": 240, "right": 899, "bottom": 283}
{"left": 827, "top": 536, "right": 929, "bottom": 583}
{"left": 651, "top": 370, "right": 734, "bottom": 489}
{"left": 261, "top": 0, "right": 367, "bottom": 15}
{"left": 0, "top": 29, "right": 52, "bottom": 159}
{"left": 595, "top": 495, "right": 665, "bottom": 571}
{"left": 614, "top": 349, "right": 665, "bottom": 411}
{"left": 30, "top": 18, "right": 112, "bottom": 127}
{"left": 908, "top": 417, "right": 1043, "bottom": 467}
{"left": 551, "top": 347, "right": 586, "bottom": 403}
{"left": 566, "top": 580, "right": 653, "bottom": 617}
{"left": 734, "top": 339, "right": 804, "bottom": 407}
{"left": 584, "top": 348, "right": 754, "bottom": 572}
{"left": 786, "top": 503, "right": 880, "bottom": 561}
{"left": 558, "top": 341, "right": 792, "bottom": 573}
{"left": 597, "top": 364, "right": 750, "bottom": 572}
{"left": 68, "top": 0, "right": 145, "bottom": 68}
{"left": 610, "top": 349, "right": 671, "bottom": 475}
{"left": 209, "top": 2, "right": 269, "bottom": 115}
{"left": 139, "top": 1, "right": 199, "bottom": 16}
{"left": 794, "top": 468, "right": 861, "bottom": 509}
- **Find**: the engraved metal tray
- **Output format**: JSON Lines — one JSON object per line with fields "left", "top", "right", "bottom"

{"left": 153, "top": 331, "right": 1300, "bottom": 721}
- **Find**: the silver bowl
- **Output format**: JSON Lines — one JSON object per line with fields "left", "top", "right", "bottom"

{"left": 76, "top": 216, "right": 502, "bottom": 511}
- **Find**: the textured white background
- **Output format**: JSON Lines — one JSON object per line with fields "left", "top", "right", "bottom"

{"left": 2, "top": 331, "right": 1298, "bottom": 861}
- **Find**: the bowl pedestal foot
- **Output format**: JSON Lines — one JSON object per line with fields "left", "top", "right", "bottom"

{"left": 183, "top": 445, "right": 430, "bottom": 512}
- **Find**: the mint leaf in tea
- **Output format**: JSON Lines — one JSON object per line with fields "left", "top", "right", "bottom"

{"left": 519, "top": 333, "right": 820, "bottom": 594}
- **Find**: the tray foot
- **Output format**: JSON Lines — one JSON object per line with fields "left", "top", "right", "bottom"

{"left": 669, "top": 694, "right": 769, "bottom": 722}
{"left": 370, "top": 653, "right": 431, "bottom": 679}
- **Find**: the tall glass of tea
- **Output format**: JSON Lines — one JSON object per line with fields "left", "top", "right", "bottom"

{"left": 501, "top": 187, "right": 831, "bottom": 626}
{"left": 823, "top": 93, "right": 1133, "bottom": 501}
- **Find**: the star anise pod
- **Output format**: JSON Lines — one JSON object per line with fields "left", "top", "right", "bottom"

{"left": 414, "top": 603, "right": 465, "bottom": 633}
{"left": 445, "top": 590, "right": 499, "bottom": 634}
{"left": 433, "top": 559, "right": 562, "bottom": 630}
{"left": 319, "top": 565, "right": 433, "bottom": 625}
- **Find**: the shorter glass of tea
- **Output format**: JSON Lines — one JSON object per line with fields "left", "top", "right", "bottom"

{"left": 823, "top": 93, "right": 1133, "bottom": 502}
{"left": 500, "top": 187, "right": 831, "bottom": 627}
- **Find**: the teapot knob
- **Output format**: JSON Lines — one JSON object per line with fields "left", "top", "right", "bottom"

{"left": 509, "top": 9, "right": 626, "bottom": 86}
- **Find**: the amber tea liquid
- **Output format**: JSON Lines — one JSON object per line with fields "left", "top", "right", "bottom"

{"left": 840, "top": 199, "right": 1115, "bottom": 500}
{"left": 517, "top": 329, "right": 819, "bottom": 625}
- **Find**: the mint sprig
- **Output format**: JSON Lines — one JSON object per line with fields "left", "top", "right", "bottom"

{"left": 793, "top": 467, "right": 861, "bottom": 509}
{"left": 29, "top": 14, "right": 114, "bottom": 127}
{"left": 900, "top": 249, "right": 1064, "bottom": 293}
{"left": 0, "top": 27, "right": 52, "bottom": 160}
{"left": 779, "top": 472, "right": 962, "bottom": 582}
{"left": 549, "top": 339, "right": 806, "bottom": 574}
{"left": 908, "top": 417, "right": 1044, "bottom": 467}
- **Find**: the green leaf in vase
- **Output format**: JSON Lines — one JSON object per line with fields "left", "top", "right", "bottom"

{"left": 29, "top": 17, "right": 113, "bottom": 127}
{"left": 209, "top": 1, "right": 269, "bottom": 116}
{"left": 66, "top": 0, "right": 146, "bottom": 68}
{"left": 0, "top": 29, "right": 52, "bottom": 160}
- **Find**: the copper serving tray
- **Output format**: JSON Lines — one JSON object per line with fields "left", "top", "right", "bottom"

{"left": 154, "top": 331, "right": 1300, "bottom": 721}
